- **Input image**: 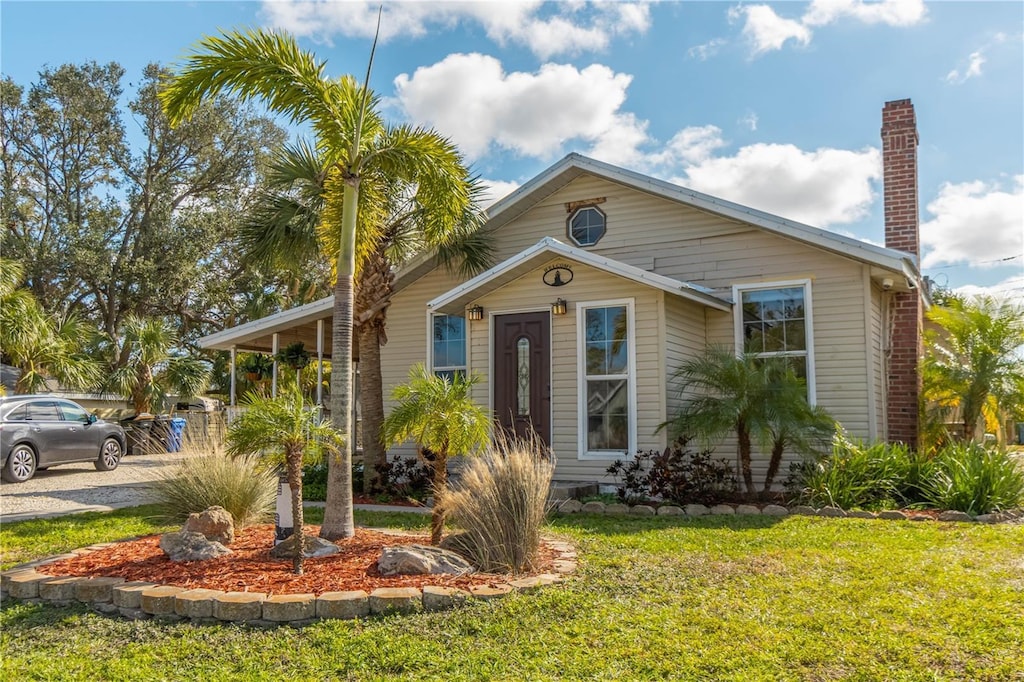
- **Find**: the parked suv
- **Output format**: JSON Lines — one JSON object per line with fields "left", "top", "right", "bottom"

{"left": 0, "top": 395, "right": 126, "bottom": 483}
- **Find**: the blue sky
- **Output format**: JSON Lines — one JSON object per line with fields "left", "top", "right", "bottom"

{"left": 3, "top": 1, "right": 1022, "bottom": 299}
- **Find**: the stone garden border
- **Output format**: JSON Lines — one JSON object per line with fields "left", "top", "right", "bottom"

{"left": 0, "top": 540, "right": 578, "bottom": 627}
{"left": 553, "top": 499, "right": 1023, "bottom": 524}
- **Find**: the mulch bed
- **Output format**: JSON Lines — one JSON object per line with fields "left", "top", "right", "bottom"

{"left": 43, "top": 526, "right": 556, "bottom": 597}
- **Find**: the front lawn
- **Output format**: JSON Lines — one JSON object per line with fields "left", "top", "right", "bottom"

{"left": 2, "top": 509, "right": 1022, "bottom": 681}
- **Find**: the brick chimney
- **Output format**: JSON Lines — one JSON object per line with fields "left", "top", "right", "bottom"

{"left": 881, "top": 99, "right": 921, "bottom": 449}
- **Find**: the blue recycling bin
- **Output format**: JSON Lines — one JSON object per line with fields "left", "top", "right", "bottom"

{"left": 167, "top": 417, "right": 187, "bottom": 453}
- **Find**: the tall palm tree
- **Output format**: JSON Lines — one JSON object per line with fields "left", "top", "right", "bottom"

{"left": 107, "top": 316, "right": 209, "bottom": 414}
{"left": 236, "top": 142, "right": 491, "bottom": 494}
{"left": 226, "top": 384, "right": 342, "bottom": 575}
{"left": 1, "top": 258, "right": 101, "bottom": 393}
{"left": 383, "top": 365, "right": 491, "bottom": 544}
{"left": 162, "top": 29, "right": 475, "bottom": 540}
{"left": 924, "top": 296, "right": 1024, "bottom": 443}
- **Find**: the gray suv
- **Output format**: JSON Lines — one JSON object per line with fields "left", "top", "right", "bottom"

{"left": 0, "top": 395, "right": 126, "bottom": 483}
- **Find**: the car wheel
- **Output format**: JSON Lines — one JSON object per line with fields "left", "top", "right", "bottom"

{"left": 95, "top": 438, "right": 122, "bottom": 471}
{"left": 2, "top": 444, "right": 37, "bottom": 483}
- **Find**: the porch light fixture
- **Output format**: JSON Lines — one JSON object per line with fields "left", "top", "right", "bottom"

{"left": 552, "top": 298, "right": 568, "bottom": 316}
{"left": 467, "top": 305, "right": 484, "bottom": 321}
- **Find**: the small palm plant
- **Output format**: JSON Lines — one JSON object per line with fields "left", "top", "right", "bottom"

{"left": 226, "top": 384, "right": 342, "bottom": 574}
{"left": 383, "top": 364, "right": 491, "bottom": 544}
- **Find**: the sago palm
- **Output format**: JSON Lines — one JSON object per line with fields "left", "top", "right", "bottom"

{"left": 107, "top": 316, "right": 208, "bottom": 414}
{"left": 162, "top": 29, "right": 475, "bottom": 540}
{"left": 237, "top": 142, "right": 491, "bottom": 494}
{"left": 226, "top": 384, "right": 342, "bottom": 574}
{"left": 383, "top": 364, "right": 491, "bottom": 544}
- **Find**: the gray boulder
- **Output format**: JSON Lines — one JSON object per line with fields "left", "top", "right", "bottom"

{"left": 378, "top": 545, "right": 476, "bottom": 576}
{"left": 159, "top": 531, "right": 232, "bottom": 562}
{"left": 183, "top": 506, "right": 235, "bottom": 545}
{"left": 269, "top": 534, "right": 340, "bottom": 559}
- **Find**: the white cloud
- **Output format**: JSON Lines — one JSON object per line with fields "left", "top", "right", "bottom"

{"left": 729, "top": 5, "right": 811, "bottom": 55}
{"left": 955, "top": 274, "right": 1024, "bottom": 307}
{"left": 739, "top": 111, "right": 759, "bottom": 131}
{"left": 673, "top": 144, "right": 882, "bottom": 228}
{"left": 479, "top": 179, "right": 521, "bottom": 209}
{"left": 802, "top": 0, "right": 927, "bottom": 28}
{"left": 921, "top": 176, "right": 1024, "bottom": 269}
{"left": 259, "top": 1, "right": 649, "bottom": 59}
{"left": 945, "top": 50, "right": 986, "bottom": 84}
{"left": 688, "top": 38, "right": 726, "bottom": 61}
{"left": 393, "top": 53, "right": 633, "bottom": 160}
{"left": 728, "top": 0, "right": 926, "bottom": 56}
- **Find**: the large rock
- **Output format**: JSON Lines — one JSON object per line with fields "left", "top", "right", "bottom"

{"left": 159, "top": 531, "right": 232, "bottom": 562}
{"left": 269, "top": 534, "right": 340, "bottom": 559}
{"left": 378, "top": 544, "right": 476, "bottom": 576}
{"left": 183, "top": 506, "right": 235, "bottom": 545}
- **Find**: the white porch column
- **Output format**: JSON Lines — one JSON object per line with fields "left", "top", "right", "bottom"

{"left": 229, "top": 346, "right": 237, "bottom": 407}
{"left": 316, "top": 319, "right": 324, "bottom": 406}
{"left": 271, "top": 333, "right": 279, "bottom": 398}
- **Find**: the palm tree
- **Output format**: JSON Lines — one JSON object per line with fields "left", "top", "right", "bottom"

{"left": 924, "top": 296, "right": 1024, "bottom": 443}
{"left": 162, "top": 29, "right": 476, "bottom": 540}
{"left": 226, "top": 384, "right": 342, "bottom": 575}
{"left": 237, "top": 142, "right": 491, "bottom": 494}
{"left": 1, "top": 258, "right": 101, "bottom": 393}
{"left": 382, "top": 364, "right": 491, "bottom": 544}
{"left": 107, "top": 316, "right": 209, "bottom": 414}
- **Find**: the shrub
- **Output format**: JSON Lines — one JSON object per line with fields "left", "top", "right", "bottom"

{"left": 302, "top": 461, "right": 330, "bottom": 502}
{"left": 920, "top": 443, "right": 1024, "bottom": 514}
{"left": 370, "top": 456, "right": 434, "bottom": 501}
{"left": 440, "top": 438, "right": 554, "bottom": 573}
{"left": 607, "top": 441, "right": 736, "bottom": 506}
{"left": 787, "top": 437, "right": 917, "bottom": 510}
{"left": 152, "top": 453, "right": 276, "bottom": 528}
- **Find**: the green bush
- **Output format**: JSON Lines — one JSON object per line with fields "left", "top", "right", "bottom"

{"left": 920, "top": 443, "right": 1024, "bottom": 514}
{"left": 302, "top": 461, "right": 330, "bottom": 501}
{"left": 440, "top": 438, "right": 554, "bottom": 573}
{"left": 789, "top": 436, "right": 1024, "bottom": 514}
{"left": 152, "top": 453, "right": 277, "bottom": 528}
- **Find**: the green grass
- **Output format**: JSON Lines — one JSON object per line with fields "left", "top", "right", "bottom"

{"left": 3, "top": 509, "right": 1023, "bottom": 681}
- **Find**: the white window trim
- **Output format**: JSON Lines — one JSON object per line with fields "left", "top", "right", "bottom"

{"left": 576, "top": 298, "right": 637, "bottom": 460}
{"left": 567, "top": 206, "right": 607, "bottom": 247}
{"left": 731, "top": 279, "right": 816, "bottom": 404}
{"left": 426, "top": 312, "right": 468, "bottom": 377}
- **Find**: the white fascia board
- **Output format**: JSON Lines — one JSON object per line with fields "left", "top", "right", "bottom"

{"left": 198, "top": 296, "right": 335, "bottom": 350}
{"left": 427, "top": 237, "right": 732, "bottom": 314}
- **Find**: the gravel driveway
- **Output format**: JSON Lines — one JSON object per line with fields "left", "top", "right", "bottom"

{"left": 0, "top": 451, "right": 195, "bottom": 522}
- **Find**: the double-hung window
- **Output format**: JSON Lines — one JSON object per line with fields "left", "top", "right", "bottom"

{"left": 734, "top": 280, "right": 815, "bottom": 401}
{"left": 431, "top": 314, "right": 466, "bottom": 380}
{"left": 578, "top": 299, "right": 635, "bottom": 458}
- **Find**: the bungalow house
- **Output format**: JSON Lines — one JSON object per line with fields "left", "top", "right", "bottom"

{"left": 199, "top": 99, "right": 925, "bottom": 484}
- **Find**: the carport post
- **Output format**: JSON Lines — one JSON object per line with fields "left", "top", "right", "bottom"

{"left": 229, "top": 346, "right": 237, "bottom": 407}
{"left": 316, "top": 319, "right": 324, "bottom": 406}
{"left": 271, "top": 333, "right": 279, "bottom": 398}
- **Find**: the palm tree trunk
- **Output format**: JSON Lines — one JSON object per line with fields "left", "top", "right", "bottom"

{"left": 430, "top": 451, "right": 448, "bottom": 545}
{"left": 286, "top": 447, "right": 305, "bottom": 575}
{"left": 358, "top": 321, "right": 387, "bottom": 493}
{"left": 763, "top": 439, "right": 785, "bottom": 498}
{"left": 737, "top": 422, "right": 756, "bottom": 497}
{"left": 320, "top": 180, "right": 358, "bottom": 541}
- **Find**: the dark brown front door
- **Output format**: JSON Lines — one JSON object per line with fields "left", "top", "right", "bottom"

{"left": 494, "top": 312, "right": 550, "bottom": 445}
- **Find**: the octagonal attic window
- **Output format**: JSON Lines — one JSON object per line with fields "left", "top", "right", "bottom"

{"left": 567, "top": 206, "right": 606, "bottom": 247}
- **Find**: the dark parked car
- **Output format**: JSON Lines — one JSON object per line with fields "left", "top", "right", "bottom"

{"left": 0, "top": 395, "right": 126, "bottom": 483}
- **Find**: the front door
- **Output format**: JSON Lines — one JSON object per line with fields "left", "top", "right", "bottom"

{"left": 494, "top": 312, "right": 551, "bottom": 445}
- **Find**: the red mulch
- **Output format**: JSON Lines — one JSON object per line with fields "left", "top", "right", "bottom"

{"left": 44, "top": 526, "right": 555, "bottom": 597}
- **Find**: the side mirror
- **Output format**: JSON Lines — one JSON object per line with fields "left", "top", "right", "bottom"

{"left": 87, "top": 413, "right": 98, "bottom": 425}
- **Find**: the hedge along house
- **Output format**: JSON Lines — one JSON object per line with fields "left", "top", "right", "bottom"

{"left": 200, "top": 99, "right": 925, "bottom": 484}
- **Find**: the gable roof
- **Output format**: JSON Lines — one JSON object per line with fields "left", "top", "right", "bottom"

{"left": 476, "top": 153, "right": 920, "bottom": 284}
{"left": 427, "top": 237, "right": 733, "bottom": 314}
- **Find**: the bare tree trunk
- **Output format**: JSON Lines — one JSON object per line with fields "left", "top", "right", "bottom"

{"left": 737, "top": 422, "right": 755, "bottom": 497}
{"left": 286, "top": 447, "right": 305, "bottom": 575}
{"left": 762, "top": 440, "right": 785, "bottom": 498}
